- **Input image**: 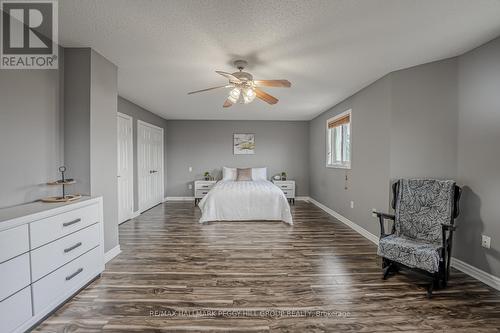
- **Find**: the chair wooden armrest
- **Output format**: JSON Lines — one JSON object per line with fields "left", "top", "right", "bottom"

{"left": 441, "top": 223, "right": 457, "bottom": 231}
{"left": 441, "top": 223, "right": 457, "bottom": 250}
{"left": 374, "top": 212, "right": 395, "bottom": 238}
{"left": 375, "top": 212, "right": 395, "bottom": 220}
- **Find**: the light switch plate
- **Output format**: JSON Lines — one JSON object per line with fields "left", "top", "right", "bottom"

{"left": 188, "top": 166, "right": 192, "bottom": 172}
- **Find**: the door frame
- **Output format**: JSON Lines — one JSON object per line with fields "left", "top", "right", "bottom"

{"left": 117, "top": 112, "right": 134, "bottom": 223}
{"left": 137, "top": 119, "right": 164, "bottom": 213}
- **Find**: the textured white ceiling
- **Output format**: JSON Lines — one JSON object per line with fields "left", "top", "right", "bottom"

{"left": 59, "top": 0, "right": 500, "bottom": 120}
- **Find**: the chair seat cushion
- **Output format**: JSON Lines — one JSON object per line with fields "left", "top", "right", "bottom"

{"left": 378, "top": 234, "right": 442, "bottom": 273}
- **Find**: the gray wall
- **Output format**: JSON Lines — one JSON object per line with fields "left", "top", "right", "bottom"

{"left": 309, "top": 58, "right": 459, "bottom": 237}
{"left": 390, "top": 58, "right": 458, "bottom": 180}
{"left": 63, "top": 48, "right": 91, "bottom": 195}
{"left": 0, "top": 59, "right": 63, "bottom": 208}
{"left": 166, "top": 120, "right": 310, "bottom": 197}
{"left": 309, "top": 58, "right": 460, "bottom": 237}
{"left": 455, "top": 37, "right": 500, "bottom": 277}
{"left": 309, "top": 39, "right": 500, "bottom": 279}
{"left": 309, "top": 76, "right": 392, "bottom": 236}
{"left": 64, "top": 48, "right": 119, "bottom": 252}
{"left": 118, "top": 96, "right": 168, "bottom": 211}
{"left": 90, "top": 50, "right": 119, "bottom": 252}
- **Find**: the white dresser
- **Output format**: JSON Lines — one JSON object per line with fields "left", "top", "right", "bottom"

{"left": 194, "top": 180, "right": 217, "bottom": 205}
{"left": 272, "top": 180, "right": 296, "bottom": 204}
{"left": 0, "top": 197, "right": 104, "bottom": 333}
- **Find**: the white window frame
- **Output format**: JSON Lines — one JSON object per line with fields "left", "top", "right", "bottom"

{"left": 326, "top": 109, "right": 352, "bottom": 169}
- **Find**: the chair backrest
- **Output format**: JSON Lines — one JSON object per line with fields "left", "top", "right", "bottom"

{"left": 392, "top": 179, "right": 459, "bottom": 244}
{"left": 392, "top": 181, "right": 461, "bottom": 218}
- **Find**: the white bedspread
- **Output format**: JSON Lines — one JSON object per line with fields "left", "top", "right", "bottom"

{"left": 198, "top": 180, "right": 293, "bottom": 225}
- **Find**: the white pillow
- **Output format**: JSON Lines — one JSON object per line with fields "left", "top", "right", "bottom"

{"left": 252, "top": 167, "right": 267, "bottom": 181}
{"left": 222, "top": 167, "right": 237, "bottom": 181}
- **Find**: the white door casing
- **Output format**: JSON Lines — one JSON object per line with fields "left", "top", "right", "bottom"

{"left": 137, "top": 120, "right": 164, "bottom": 212}
{"left": 117, "top": 113, "right": 134, "bottom": 223}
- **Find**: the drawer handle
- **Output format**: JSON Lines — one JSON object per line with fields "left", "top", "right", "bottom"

{"left": 65, "top": 268, "right": 83, "bottom": 281}
{"left": 202, "top": 192, "right": 208, "bottom": 195}
{"left": 202, "top": 185, "right": 210, "bottom": 188}
{"left": 64, "top": 242, "right": 82, "bottom": 253}
{"left": 282, "top": 186, "right": 288, "bottom": 188}
{"left": 63, "top": 218, "right": 81, "bottom": 227}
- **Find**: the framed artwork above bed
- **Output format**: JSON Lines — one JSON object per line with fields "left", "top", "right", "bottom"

{"left": 233, "top": 133, "right": 255, "bottom": 155}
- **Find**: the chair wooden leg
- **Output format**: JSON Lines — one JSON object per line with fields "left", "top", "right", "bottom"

{"left": 427, "top": 273, "right": 441, "bottom": 299}
{"left": 383, "top": 265, "right": 391, "bottom": 280}
{"left": 427, "top": 283, "right": 434, "bottom": 299}
{"left": 383, "top": 262, "right": 395, "bottom": 280}
{"left": 446, "top": 245, "right": 452, "bottom": 283}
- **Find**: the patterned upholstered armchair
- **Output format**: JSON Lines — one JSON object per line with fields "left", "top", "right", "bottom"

{"left": 375, "top": 179, "right": 461, "bottom": 298}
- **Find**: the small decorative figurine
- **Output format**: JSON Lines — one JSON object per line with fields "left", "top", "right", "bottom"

{"left": 41, "top": 166, "right": 81, "bottom": 203}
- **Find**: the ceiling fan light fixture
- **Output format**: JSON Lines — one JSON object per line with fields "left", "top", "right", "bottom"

{"left": 242, "top": 87, "right": 256, "bottom": 104}
{"left": 188, "top": 61, "right": 290, "bottom": 107}
{"left": 228, "top": 87, "right": 241, "bottom": 103}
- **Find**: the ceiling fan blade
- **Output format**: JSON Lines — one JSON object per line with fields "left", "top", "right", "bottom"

{"left": 253, "top": 80, "right": 291, "bottom": 88}
{"left": 188, "top": 85, "right": 231, "bottom": 95}
{"left": 255, "top": 88, "right": 278, "bottom": 105}
{"left": 216, "top": 71, "right": 241, "bottom": 83}
{"left": 223, "top": 99, "right": 233, "bottom": 108}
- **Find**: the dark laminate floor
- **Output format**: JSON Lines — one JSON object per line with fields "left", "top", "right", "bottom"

{"left": 34, "top": 201, "right": 500, "bottom": 332}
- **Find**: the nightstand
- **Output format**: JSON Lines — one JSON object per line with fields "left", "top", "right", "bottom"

{"left": 272, "top": 180, "right": 296, "bottom": 204}
{"left": 194, "top": 180, "right": 217, "bottom": 205}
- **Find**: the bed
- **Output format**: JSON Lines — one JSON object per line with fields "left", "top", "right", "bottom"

{"left": 198, "top": 167, "right": 293, "bottom": 225}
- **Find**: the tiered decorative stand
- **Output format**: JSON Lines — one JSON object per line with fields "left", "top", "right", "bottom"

{"left": 41, "top": 166, "right": 81, "bottom": 203}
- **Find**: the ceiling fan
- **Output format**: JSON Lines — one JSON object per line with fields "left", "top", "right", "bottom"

{"left": 188, "top": 60, "right": 291, "bottom": 107}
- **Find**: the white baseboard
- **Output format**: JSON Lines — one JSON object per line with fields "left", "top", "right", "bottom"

{"left": 118, "top": 211, "right": 140, "bottom": 225}
{"left": 119, "top": 211, "right": 141, "bottom": 225}
{"left": 295, "top": 196, "right": 310, "bottom": 201}
{"left": 451, "top": 257, "right": 500, "bottom": 291}
{"left": 165, "top": 196, "right": 195, "bottom": 201}
{"left": 309, "top": 197, "right": 379, "bottom": 244}
{"left": 308, "top": 196, "right": 500, "bottom": 291}
{"left": 104, "top": 245, "right": 121, "bottom": 264}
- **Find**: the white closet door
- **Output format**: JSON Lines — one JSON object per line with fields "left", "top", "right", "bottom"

{"left": 138, "top": 120, "right": 164, "bottom": 212}
{"left": 117, "top": 113, "right": 134, "bottom": 223}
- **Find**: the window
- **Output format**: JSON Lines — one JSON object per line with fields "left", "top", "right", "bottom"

{"left": 326, "top": 110, "right": 351, "bottom": 169}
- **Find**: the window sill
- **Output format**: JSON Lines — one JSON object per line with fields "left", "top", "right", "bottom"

{"left": 326, "top": 164, "right": 351, "bottom": 170}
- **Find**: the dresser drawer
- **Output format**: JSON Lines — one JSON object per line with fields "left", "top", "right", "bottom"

{"left": 30, "top": 203, "right": 99, "bottom": 248}
{"left": 0, "top": 287, "right": 32, "bottom": 333}
{"left": 32, "top": 246, "right": 101, "bottom": 314}
{"left": 195, "top": 189, "right": 211, "bottom": 198}
{"left": 0, "top": 253, "right": 30, "bottom": 301}
{"left": 0, "top": 225, "right": 29, "bottom": 263}
{"left": 196, "top": 182, "right": 215, "bottom": 190}
{"left": 276, "top": 183, "right": 295, "bottom": 190}
{"left": 31, "top": 223, "right": 100, "bottom": 282}
{"left": 282, "top": 190, "right": 295, "bottom": 198}
{"left": 273, "top": 181, "right": 295, "bottom": 189}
